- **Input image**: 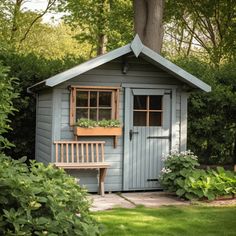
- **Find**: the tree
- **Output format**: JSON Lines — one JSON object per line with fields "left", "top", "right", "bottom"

{"left": 164, "top": 0, "right": 236, "bottom": 66}
{"left": 0, "top": 0, "right": 57, "bottom": 45}
{"left": 59, "top": 0, "right": 133, "bottom": 56}
{"left": 134, "top": 0, "right": 164, "bottom": 53}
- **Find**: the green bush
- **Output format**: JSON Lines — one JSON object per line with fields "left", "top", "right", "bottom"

{"left": 0, "top": 63, "right": 18, "bottom": 149}
{"left": 160, "top": 150, "right": 199, "bottom": 193}
{"left": 0, "top": 154, "right": 100, "bottom": 235}
{"left": 160, "top": 151, "right": 236, "bottom": 200}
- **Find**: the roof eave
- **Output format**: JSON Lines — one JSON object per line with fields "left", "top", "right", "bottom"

{"left": 141, "top": 46, "right": 211, "bottom": 92}
{"left": 45, "top": 44, "right": 132, "bottom": 87}
{"left": 27, "top": 80, "right": 47, "bottom": 94}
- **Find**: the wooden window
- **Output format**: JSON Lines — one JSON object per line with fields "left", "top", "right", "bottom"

{"left": 70, "top": 86, "right": 120, "bottom": 125}
{"left": 133, "top": 95, "right": 162, "bottom": 126}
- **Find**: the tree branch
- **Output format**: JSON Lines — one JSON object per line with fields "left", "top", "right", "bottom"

{"left": 19, "top": 0, "right": 57, "bottom": 44}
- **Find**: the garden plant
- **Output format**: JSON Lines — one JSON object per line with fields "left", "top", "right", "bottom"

{"left": 0, "top": 154, "right": 100, "bottom": 236}
{"left": 160, "top": 150, "right": 236, "bottom": 200}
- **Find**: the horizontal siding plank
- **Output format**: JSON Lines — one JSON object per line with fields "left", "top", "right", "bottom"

{"left": 38, "top": 100, "right": 52, "bottom": 108}
{"left": 38, "top": 108, "right": 51, "bottom": 115}
{"left": 37, "top": 128, "right": 51, "bottom": 139}
{"left": 37, "top": 142, "right": 51, "bottom": 155}
{"left": 37, "top": 149, "right": 50, "bottom": 163}
{"left": 37, "top": 122, "right": 52, "bottom": 131}
{"left": 37, "top": 115, "right": 52, "bottom": 124}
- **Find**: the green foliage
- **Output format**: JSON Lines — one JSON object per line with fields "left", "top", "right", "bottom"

{"left": 60, "top": 0, "right": 133, "bottom": 54}
{"left": 160, "top": 150, "right": 199, "bottom": 193}
{"left": 0, "top": 63, "right": 18, "bottom": 150}
{"left": 76, "top": 119, "right": 121, "bottom": 128}
{"left": 164, "top": 0, "right": 236, "bottom": 65}
{"left": 0, "top": 50, "right": 83, "bottom": 159}
{"left": 175, "top": 57, "right": 236, "bottom": 165}
{"left": 0, "top": 154, "right": 100, "bottom": 235}
{"left": 160, "top": 151, "right": 236, "bottom": 200}
{"left": 97, "top": 119, "right": 121, "bottom": 127}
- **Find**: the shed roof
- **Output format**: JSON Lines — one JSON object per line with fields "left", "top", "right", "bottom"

{"left": 28, "top": 35, "right": 211, "bottom": 93}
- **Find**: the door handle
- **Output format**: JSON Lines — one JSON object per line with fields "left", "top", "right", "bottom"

{"left": 129, "top": 129, "right": 139, "bottom": 141}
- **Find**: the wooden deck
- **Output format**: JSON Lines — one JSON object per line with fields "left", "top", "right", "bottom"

{"left": 54, "top": 141, "right": 110, "bottom": 196}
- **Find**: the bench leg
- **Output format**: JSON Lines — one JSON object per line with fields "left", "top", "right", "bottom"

{"left": 99, "top": 168, "right": 107, "bottom": 197}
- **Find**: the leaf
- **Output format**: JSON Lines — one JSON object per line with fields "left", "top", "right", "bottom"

{"left": 18, "top": 156, "right": 27, "bottom": 163}
{"left": 176, "top": 189, "right": 185, "bottom": 196}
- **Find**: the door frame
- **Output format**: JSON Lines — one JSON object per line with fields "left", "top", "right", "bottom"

{"left": 123, "top": 85, "right": 177, "bottom": 191}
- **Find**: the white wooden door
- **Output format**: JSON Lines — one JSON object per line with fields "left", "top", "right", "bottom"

{"left": 125, "top": 89, "right": 171, "bottom": 190}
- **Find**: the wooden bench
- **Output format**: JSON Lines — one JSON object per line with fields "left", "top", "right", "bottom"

{"left": 54, "top": 141, "right": 110, "bottom": 196}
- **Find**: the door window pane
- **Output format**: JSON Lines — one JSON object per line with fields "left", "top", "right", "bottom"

{"left": 90, "top": 91, "right": 97, "bottom": 107}
{"left": 149, "top": 96, "right": 162, "bottom": 110}
{"left": 134, "top": 96, "right": 147, "bottom": 109}
{"left": 99, "top": 92, "right": 111, "bottom": 107}
{"left": 149, "top": 112, "right": 162, "bottom": 126}
{"left": 76, "top": 91, "right": 88, "bottom": 107}
{"left": 133, "top": 111, "right": 146, "bottom": 126}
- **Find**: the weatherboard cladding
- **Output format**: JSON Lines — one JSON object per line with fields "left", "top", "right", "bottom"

{"left": 35, "top": 90, "right": 53, "bottom": 164}
{"left": 49, "top": 56, "right": 183, "bottom": 192}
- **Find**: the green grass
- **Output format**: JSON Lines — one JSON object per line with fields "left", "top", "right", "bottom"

{"left": 93, "top": 205, "right": 236, "bottom": 236}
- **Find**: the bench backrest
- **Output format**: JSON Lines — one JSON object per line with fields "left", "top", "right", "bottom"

{"left": 54, "top": 141, "right": 105, "bottom": 164}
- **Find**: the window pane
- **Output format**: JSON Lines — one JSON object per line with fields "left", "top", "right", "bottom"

{"left": 90, "top": 108, "right": 97, "bottom": 120}
{"left": 149, "top": 96, "right": 162, "bottom": 110}
{"left": 77, "top": 91, "right": 88, "bottom": 107}
{"left": 99, "top": 92, "right": 111, "bottom": 107}
{"left": 149, "top": 112, "right": 162, "bottom": 126}
{"left": 133, "top": 111, "right": 147, "bottom": 126}
{"left": 76, "top": 109, "right": 88, "bottom": 120}
{"left": 99, "top": 109, "right": 112, "bottom": 120}
{"left": 134, "top": 96, "right": 147, "bottom": 109}
{"left": 90, "top": 91, "right": 97, "bottom": 107}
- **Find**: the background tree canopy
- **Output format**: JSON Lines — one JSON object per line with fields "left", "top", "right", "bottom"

{"left": 0, "top": 0, "right": 235, "bottom": 166}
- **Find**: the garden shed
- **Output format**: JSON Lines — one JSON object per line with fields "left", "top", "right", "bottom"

{"left": 28, "top": 35, "right": 211, "bottom": 195}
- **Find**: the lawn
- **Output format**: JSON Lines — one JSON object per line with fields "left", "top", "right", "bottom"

{"left": 93, "top": 205, "right": 236, "bottom": 236}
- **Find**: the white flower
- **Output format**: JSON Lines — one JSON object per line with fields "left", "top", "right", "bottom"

{"left": 161, "top": 167, "right": 172, "bottom": 174}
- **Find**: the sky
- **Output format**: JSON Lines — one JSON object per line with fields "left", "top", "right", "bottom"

{"left": 22, "top": 0, "right": 63, "bottom": 23}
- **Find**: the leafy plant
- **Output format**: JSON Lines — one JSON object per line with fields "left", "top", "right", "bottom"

{"left": 97, "top": 119, "right": 121, "bottom": 127}
{"left": 0, "top": 154, "right": 100, "bottom": 235}
{"left": 76, "top": 119, "right": 121, "bottom": 128}
{"left": 160, "top": 150, "right": 199, "bottom": 193}
{"left": 160, "top": 151, "right": 236, "bottom": 200}
{"left": 0, "top": 63, "right": 18, "bottom": 150}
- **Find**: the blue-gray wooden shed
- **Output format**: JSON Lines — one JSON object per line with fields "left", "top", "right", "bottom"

{"left": 28, "top": 35, "right": 211, "bottom": 193}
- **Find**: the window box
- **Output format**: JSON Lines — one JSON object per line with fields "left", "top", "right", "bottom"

{"left": 74, "top": 126, "right": 122, "bottom": 136}
{"left": 74, "top": 127, "right": 122, "bottom": 148}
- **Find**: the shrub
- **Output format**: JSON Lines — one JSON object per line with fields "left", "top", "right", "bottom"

{"left": 160, "top": 150, "right": 199, "bottom": 192}
{"left": 160, "top": 151, "right": 236, "bottom": 200}
{"left": 0, "top": 154, "right": 100, "bottom": 235}
{"left": 0, "top": 63, "right": 18, "bottom": 150}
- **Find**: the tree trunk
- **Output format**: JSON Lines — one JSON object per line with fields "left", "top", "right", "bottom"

{"left": 134, "top": 0, "right": 164, "bottom": 53}
{"left": 10, "top": 0, "right": 23, "bottom": 42}
{"left": 96, "top": 0, "right": 110, "bottom": 55}
{"left": 97, "top": 34, "right": 108, "bottom": 55}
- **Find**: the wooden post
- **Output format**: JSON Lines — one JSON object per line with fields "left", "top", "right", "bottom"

{"left": 99, "top": 168, "right": 107, "bottom": 197}
{"left": 234, "top": 165, "right": 236, "bottom": 172}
